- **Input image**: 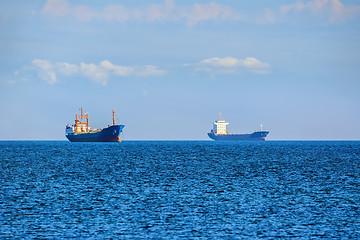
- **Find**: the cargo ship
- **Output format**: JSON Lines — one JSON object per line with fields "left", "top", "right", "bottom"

{"left": 208, "top": 115, "right": 269, "bottom": 141}
{"left": 65, "top": 108, "right": 124, "bottom": 142}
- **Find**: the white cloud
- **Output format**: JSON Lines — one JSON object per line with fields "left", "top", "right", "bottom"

{"left": 26, "top": 59, "right": 165, "bottom": 85}
{"left": 41, "top": 0, "right": 360, "bottom": 25}
{"left": 201, "top": 57, "right": 239, "bottom": 68}
{"left": 146, "top": 0, "right": 175, "bottom": 21}
{"left": 281, "top": 1, "right": 305, "bottom": 14}
{"left": 100, "top": 60, "right": 134, "bottom": 76}
{"left": 198, "top": 56, "right": 271, "bottom": 75}
{"left": 185, "top": 2, "right": 242, "bottom": 26}
{"left": 32, "top": 59, "right": 57, "bottom": 84}
{"left": 101, "top": 4, "right": 130, "bottom": 22}
{"left": 73, "top": 5, "right": 95, "bottom": 21}
{"left": 280, "top": 0, "right": 360, "bottom": 22}
{"left": 42, "top": 0, "right": 70, "bottom": 17}
{"left": 242, "top": 57, "right": 271, "bottom": 74}
{"left": 56, "top": 62, "right": 78, "bottom": 75}
{"left": 32, "top": 59, "right": 53, "bottom": 71}
{"left": 136, "top": 65, "right": 166, "bottom": 77}
{"left": 42, "top": 0, "right": 242, "bottom": 25}
{"left": 80, "top": 63, "right": 108, "bottom": 85}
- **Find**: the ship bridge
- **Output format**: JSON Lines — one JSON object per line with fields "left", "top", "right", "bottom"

{"left": 213, "top": 119, "right": 229, "bottom": 135}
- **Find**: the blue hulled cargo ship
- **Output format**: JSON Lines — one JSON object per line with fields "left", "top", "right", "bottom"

{"left": 208, "top": 115, "right": 269, "bottom": 141}
{"left": 65, "top": 108, "right": 124, "bottom": 142}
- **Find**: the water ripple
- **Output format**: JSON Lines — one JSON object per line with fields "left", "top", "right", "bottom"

{"left": 0, "top": 141, "right": 359, "bottom": 238}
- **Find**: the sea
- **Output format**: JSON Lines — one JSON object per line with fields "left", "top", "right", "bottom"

{"left": 1, "top": 141, "right": 359, "bottom": 239}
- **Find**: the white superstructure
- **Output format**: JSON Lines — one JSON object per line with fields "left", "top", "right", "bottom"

{"left": 212, "top": 116, "right": 229, "bottom": 135}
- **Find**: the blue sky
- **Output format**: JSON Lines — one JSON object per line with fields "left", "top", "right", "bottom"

{"left": 1, "top": 0, "right": 360, "bottom": 140}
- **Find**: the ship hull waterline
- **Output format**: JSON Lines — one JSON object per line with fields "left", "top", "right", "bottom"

{"left": 208, "top": 131, "right": 269, "bottom": 141}
{"left": 66, "top": 125, "right": 124, "bottom": 142}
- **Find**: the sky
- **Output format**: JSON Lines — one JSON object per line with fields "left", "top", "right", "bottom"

{"left": 0, "top": 0, "right": 360, "bottom": 140}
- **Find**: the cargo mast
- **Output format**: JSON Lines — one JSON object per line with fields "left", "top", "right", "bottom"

{"left": 113, "top": 110, "right": 116, "bottom": 126}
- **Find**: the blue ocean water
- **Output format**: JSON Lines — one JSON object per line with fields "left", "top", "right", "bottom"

{"left": 0, "top": 141, "right": 359, "bottom": 239}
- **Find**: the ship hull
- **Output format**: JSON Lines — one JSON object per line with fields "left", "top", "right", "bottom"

{"left": 66, "top": 125, "right": 124, "bottom": 142}
{"left": 208, "top": 131, "right": 269, "bottom": 141}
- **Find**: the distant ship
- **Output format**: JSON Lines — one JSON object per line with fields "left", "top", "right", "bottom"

{"left": 208, "top": 114, "right": 269, "bottom": 141}
{"left": 65, "top": 108, "right": 124, "bottom": 142}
